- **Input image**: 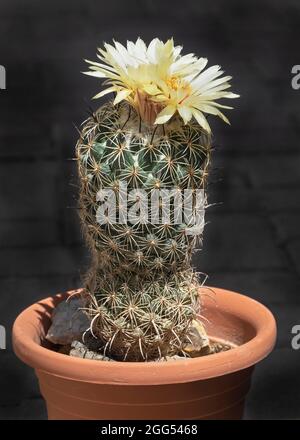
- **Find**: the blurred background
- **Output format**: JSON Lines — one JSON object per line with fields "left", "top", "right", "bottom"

{"left": 0, "top": 0, "right": 300, "bottom": 419}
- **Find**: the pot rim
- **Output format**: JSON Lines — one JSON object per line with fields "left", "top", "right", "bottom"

{"left": 12, "top": 287, "right": 276, "bottom": 385}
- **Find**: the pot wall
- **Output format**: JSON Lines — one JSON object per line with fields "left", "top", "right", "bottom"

{"left": 37, "top": 366, "right": 253, "bottom": 419}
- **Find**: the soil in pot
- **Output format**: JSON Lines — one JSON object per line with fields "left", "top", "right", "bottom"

{"left": 56, "top": 337, "right": 233, "bottom": 361}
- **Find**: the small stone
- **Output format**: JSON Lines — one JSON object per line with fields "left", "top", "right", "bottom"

{"left": 182, "top": 319, "right": 211, "bottom": 357}
{"left": 70, "top": 340, "right": 87, "bottom": 356}
{"left": 156, "top": 355, "right": 188, "bottom": 362}
{"left": 69, "top": 340, "right": 115, "bottom": 361}
{"left": 210, "top": 341, "right": 232, "bottom": 354}
{"left": 46, "top": 293, "right": 91, "bottom": 345}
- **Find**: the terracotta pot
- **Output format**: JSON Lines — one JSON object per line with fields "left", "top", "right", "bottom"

{"left": 13, "top": 287, "right": 276, "bottom": 420}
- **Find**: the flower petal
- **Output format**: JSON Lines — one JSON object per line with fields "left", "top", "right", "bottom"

{"left": 197, "top": 103, "right": 230, "bottom": 124}
{"left": 192, "top": 109, "right": 211, "bottom": 133}
{"left": 92, "top": 86, "right": 116, "bottom": 99}
{"left": 142, "top": 84, "right": 162, "bottom": 96}
{"left": 155, "top": 105, "right": 176, "bottom": 124}
{"left": 114, "top": 89, "right": 132, "bottom": 104}
{"left": 82, "top": 70, "right": 107, "bottom": 78}
{"left": 178, "top": 106, "right": 193, "bottom": 124}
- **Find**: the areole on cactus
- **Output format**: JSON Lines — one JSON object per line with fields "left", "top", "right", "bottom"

{"left": 77, "top": 37, "right": 238, "bottom": 361}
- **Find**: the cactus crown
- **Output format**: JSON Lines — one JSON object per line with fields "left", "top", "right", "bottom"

{"left": 76, "top": 38, "right": 238, "bottom": 361}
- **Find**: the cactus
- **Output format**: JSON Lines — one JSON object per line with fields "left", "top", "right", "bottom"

{"left": 76, "top": 38, "right": 238, "bottom": 361}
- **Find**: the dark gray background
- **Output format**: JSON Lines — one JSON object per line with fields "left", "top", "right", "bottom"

{"left": 0, "top": 0, "right": 300, "bottom": 419}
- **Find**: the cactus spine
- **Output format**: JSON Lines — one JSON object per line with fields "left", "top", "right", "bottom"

{"left": 76, "top": 101, "right": 211, "bottom": 361}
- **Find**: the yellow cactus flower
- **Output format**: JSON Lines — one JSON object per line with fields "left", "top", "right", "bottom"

{"left": 84, "top": 38, "right": 239, "bottom": 131}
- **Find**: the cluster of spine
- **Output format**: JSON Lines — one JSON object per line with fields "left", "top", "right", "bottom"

{"left": 76, "top": 101, "right": 211, "bottom": 361}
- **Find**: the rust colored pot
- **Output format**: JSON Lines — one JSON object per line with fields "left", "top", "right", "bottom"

{"left": 13, "top": 288, "right": 276, "bottom": 420}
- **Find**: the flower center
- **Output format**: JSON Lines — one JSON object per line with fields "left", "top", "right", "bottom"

{"left": 166, "top": 76, "right": 180, "bottom": 91}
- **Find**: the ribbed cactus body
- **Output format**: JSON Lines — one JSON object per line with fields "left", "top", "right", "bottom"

{"left": 76, "top": 101, "right": 211, "bottom": 361}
